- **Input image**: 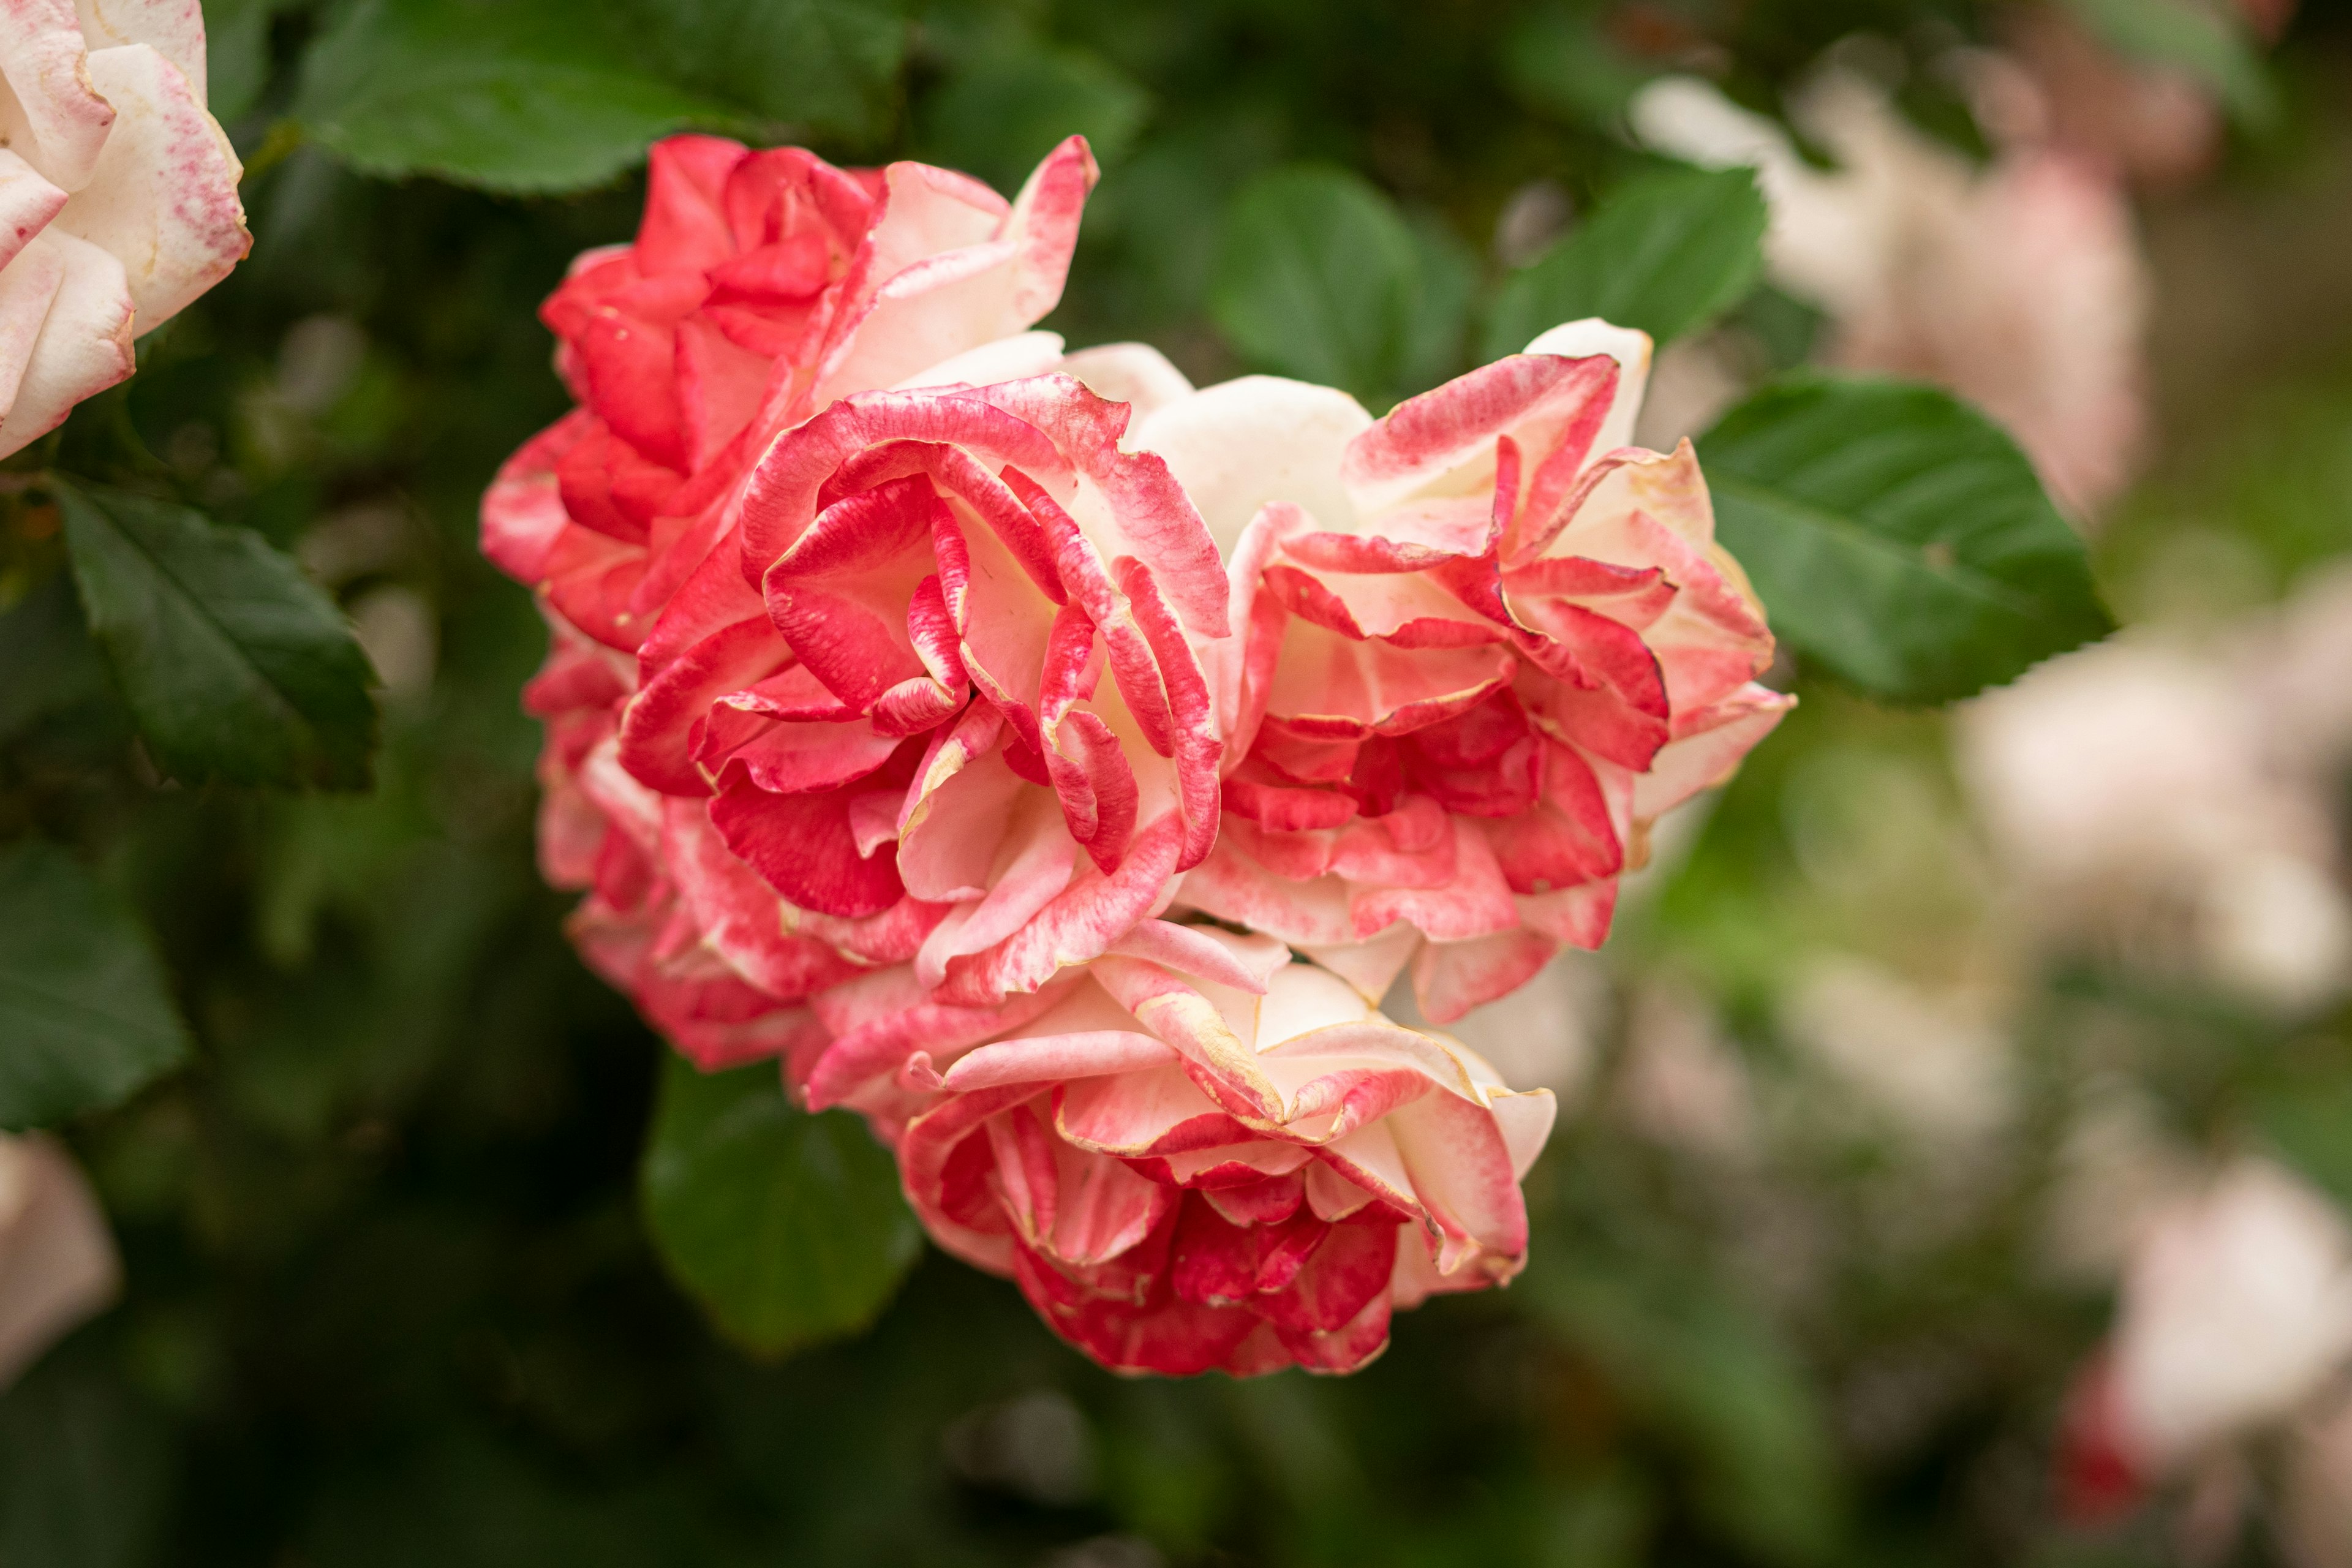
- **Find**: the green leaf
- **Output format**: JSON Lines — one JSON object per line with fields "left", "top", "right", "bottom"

{"left": 1483, "top": 165, "right": 1766, "bottom": 361}
{"left": 2061, "top": 0, "right": 2276, "bottom": 127}
{"left": 292, "top": 0, "right": 729, "bottom": 194}
{"left": 56, "top": 480, "right": 377, "bottom": 789}
{"left": 922, "top": 40, "right": 1150, "bottom": 197}
{"left": 624, "top": 0, "right": 908, "bottom": 141}
{"left": 0, "top": 570, "right": 110, "bottom": 745}
{"left": 641, "top": 1055, "right": 920, "bottom": 1357}
{"left": 1211, "top": 165, "right": 1430, "bottom": 409}
{"left": 0, "top": 841, "right": 192, "bottom": 1130}
{"left": 1698, "top": 376, "right": 2113, "bottom": 703}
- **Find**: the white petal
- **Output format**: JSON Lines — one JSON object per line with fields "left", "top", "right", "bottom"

{"left": 1055, "top": 341, "right": 1194, "bottom": 424}
{"left": 891, "top": 328, "right": 1066, "bottom": 391}
{"left": 73, "top": 0, "right": 205, "bottom": 102}
{"left": 0, "top": 147, "right": 67, "bottom": 273}
{"left": 0, "top": 230, "right": 67, "bottom": 413}
{"left": 0, "top": 226, "right": 133, "bottom": 456}
{"left": 51, "top": 42, "right": 246, "bottom": 330}
{"left": 1131, "top": 374, "right": 1371, "bottom": 556}
{"left": 0, "top": 0, "right": 115, "bottom": 190}
{"left": 1523, "top": 318, "right": 1653, "bottom": 457}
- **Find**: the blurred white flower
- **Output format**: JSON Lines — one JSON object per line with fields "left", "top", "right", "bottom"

{"left": 2042, "top": 1084, "right": 2207, "bottom": 1283}
{"left": 0, "top": 1134, "right": 121, "bottom": 1389}
{"left": 1781, "top": 955, "right": 2013, "bottom": 1148}
{"left": 349, "top": 583, "right": 437, "bottom": 699}
{"left": 1957, "top": 638, "right": 2352, "bottom": 1008}
{"left": 2243, "top": 560, "right": 2352, "bottom": 785}
{"left": 1632, "top": 71, "right": 2148, "bottom": 516}
{"left": 2109, "top": 1159, "right": 2352, "bottom": 1471}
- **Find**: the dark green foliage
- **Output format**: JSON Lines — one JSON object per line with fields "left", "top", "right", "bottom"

{"left": 0, "top": 842, "right": 191, "bottom": 1130}
{"left": 56, "top": 480, "right": 377, "bottom": 789}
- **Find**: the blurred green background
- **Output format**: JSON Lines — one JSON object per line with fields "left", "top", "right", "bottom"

{"left": 6, "top": 1, "right": 2352, "bottom": 1564}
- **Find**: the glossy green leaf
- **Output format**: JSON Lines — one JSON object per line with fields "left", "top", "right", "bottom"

{"left": 1698, "top": 376, "right": 2113, "bottom": 703}
{"left": 1211, "top": 165, "right": 1427, "bottom": 409}
{"left": 625, "top": 0, "right": 908, "bottom": 140}
{"left": 1483, "top": 165, "right": 1766, "bottom": 361}
{"left": 292, "top": 0, "right": 728, "bottom": 193}
{"left": 922, "top": 39, "right": 1150, "bottom": 195}
{"left": 2062, "top": 0, "right": 2275, "bottom": 127}
{"left": 641, "top": 1055, "right": 921, "bottom": 1357}
{"left": 56, "top": 480, "right": 376, "bottom": 789}
{"left": 0, "top": 841, "right": 192, "bottom": 1130}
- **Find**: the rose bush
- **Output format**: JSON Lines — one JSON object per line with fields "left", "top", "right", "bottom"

{"left": 1133, "top": 320, "right": 1791, "bottom": 1023}
{"left": 0, "top": 0, "right": 248, "bottom": 454}
{"left": 814, "top": 922, "right": 1553, "bottom": 1374}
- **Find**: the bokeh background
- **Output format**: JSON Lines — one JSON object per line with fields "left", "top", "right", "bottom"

{"left": 6, "top": 0, "right": 2352, "bottom": 1563}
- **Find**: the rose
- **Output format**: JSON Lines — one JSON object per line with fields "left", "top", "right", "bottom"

{"left": 621, "top": 360, "right": 1227, "bottom": 1046}
{"left": 0, "top": 0, "right": 247, "bottom": 454}
{"left": 864, "top": 922, "right": 1554, "bottom": 1375}
{"left": 488, "top": 137, "right": 1194, "bottom": 1067}
{"left": 1131, "top": 320, "right": 1790, "bottom": 1025}
{"left": 481, "top": 133, "right": 1098, "bottom": 653}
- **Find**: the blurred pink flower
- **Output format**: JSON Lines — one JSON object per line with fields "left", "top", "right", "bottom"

{"left": 0, "top": 0, "right": 248, "bottom": 455}
{"left": 1958, "top": 638, "right": 2352, "bottom": 1008}
{"left": 0, "top": 1134, "right": 120, "bottom": 1389}
{"left": 1134, "top": 320, "right": 1789, "bottom": 1025}
{"left": 1634, "top": 73, "right": 2149, "bottom": 517}
{"left": 2061, "top": 1159, "right": 2352, "bottom": 1515}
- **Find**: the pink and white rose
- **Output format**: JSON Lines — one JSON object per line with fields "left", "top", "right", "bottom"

{"left": 1133, "top": 320, "right": 1790, "bottom": 1024}
{"left": 489, "top": 133, "right": 1242, "bottom": 1076}
{"left": 0, "top": 0, "right": 248, "bottom": 454}
{"left": 858, "top": 925, "right": 1553, "bottom": 1375}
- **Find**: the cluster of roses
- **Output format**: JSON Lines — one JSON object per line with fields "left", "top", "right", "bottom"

{"left": 483, "top": 134, "right": 1790, "bottom": 1376}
